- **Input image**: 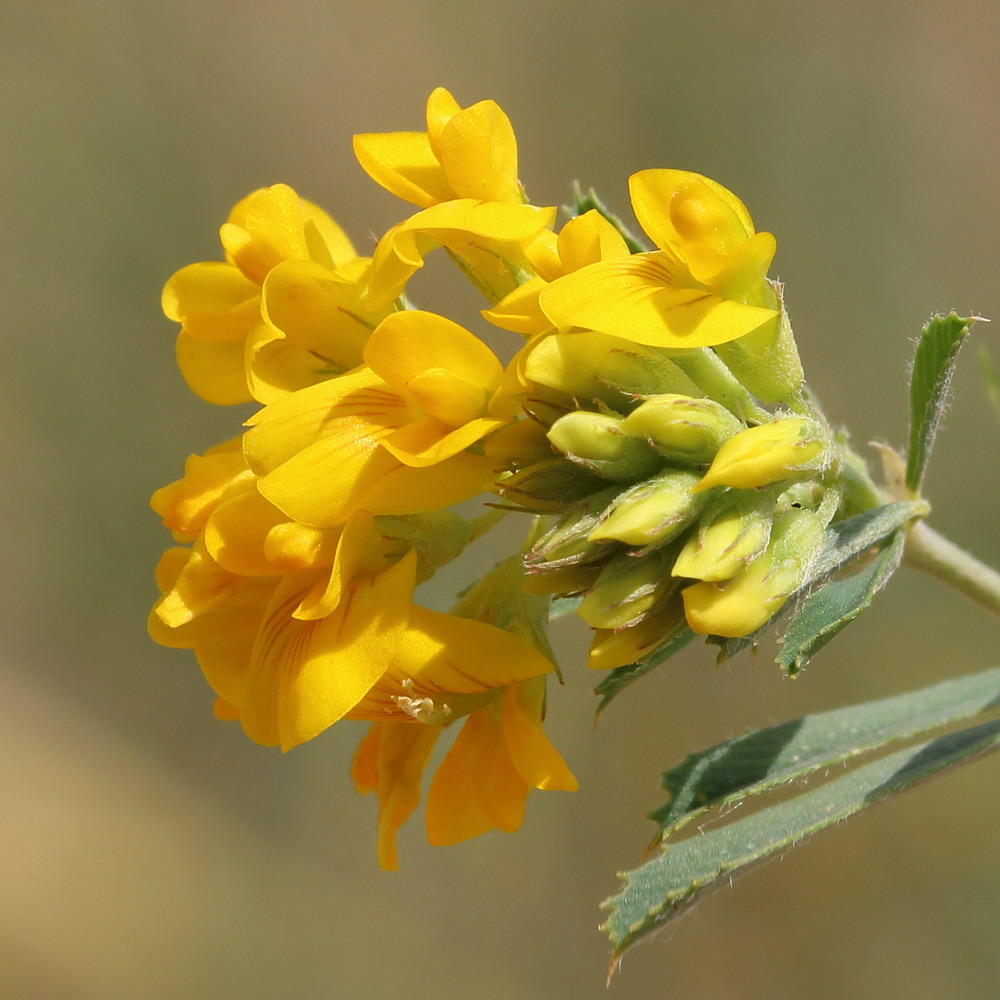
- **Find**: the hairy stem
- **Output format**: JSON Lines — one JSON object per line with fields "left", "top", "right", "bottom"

{"left": 905, "top": 520, "right": 1000, "bottom": 618}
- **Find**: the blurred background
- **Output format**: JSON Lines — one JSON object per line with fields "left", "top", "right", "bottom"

{"left": 4, "top": 1, "right": 1000, "bottom": 997}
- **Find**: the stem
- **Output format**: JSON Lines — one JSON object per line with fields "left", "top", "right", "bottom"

{"left": 905, "top": 521, "right": 1000, "bottom": 618}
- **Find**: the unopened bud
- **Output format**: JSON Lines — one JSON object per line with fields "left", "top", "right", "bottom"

{"left": 577, "top": 548, "right": 676, "bottom": 630}
{"left": 672, "top": 490, "right": 772, "bottom": 582}
{"left": 695, "top": 417, "right": 826, "bottom": 493}
{"left": 588, "top": 596, "right": 688, "bottom": 671}
{"left": 527, "top": 486, "right": 620, "bottom": 569}
{"left": 524, "top": 330, "right": 703, "bottom": 409}
{"left": 588, "top": 469, "right": 706, "bottom": 548}
{"left": 623, "top": 394, "right": 741, "bottom": 466}
{"left": 495, "top": 458, "right": 607, "bottom": 513}
{"left": 681, "top": 506, "right": 827, "bottom": 637}
{"left": 547, "top": 410, "right": 662, "bottom": 482}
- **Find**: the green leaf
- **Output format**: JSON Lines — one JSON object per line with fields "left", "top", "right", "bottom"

{"left": 648, "top": 664, "right": 1000, "bottom": 838}
{"left": 604, "top": 714, "right": 1000, "bottom": 966}
{"left": 713, "top": 500, "right": 926, "bottom": 662}
{"left": 776, "top": 529, "right": 906, "bottom": 674}
{"left": 593, "top": 627, "right": 695, "bottom": 715}
{"left": 906, "top": 312, "right": 975, "bottom": 494}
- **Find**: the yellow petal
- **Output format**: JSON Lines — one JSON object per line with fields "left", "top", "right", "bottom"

{"left": 629, "top": 169, "right": 754, "bottom": 257}
{"left": 162, "top": 262, "right": 260, "bottom": 343}
{"left": 539, "top": 256, "right": 778, "bottom": 349}
{"left": 352, "top": 721, "right": 441, "bottom": 870}
{"left": 424, "top": 86, "right": 462, "bottom": 159}
{"left": 204, "top": 487, "right": 290, "bottom": 576}
{"left": 240, "top": 550, "right": 416, "bottom": 750}
{"left": 556, "top": 210, "right": 630, "bottom": 272}
{"left": 352, "top": 131, "right": 453, "bottom": 208}
{"left": 481, "top": 277, "right": 552, "bottom": 336}
{"left": 366, "top": 200, "right": 556, "bottom": 309}
{"left": 153, "top": 539, "right": 240, "bottom": 628}
{"left": 175, "top": 331, "right": 252, "bottom": 405}
{"left": 500, "top": 681, "right": 577, "bottom": 791}
{"left": 150, "top": 441, "right": 246, "bottom": 536}
{"left": 425, "top": 710, "right": 494, "bottom": 845}
{"left": 437, "top": 99, "right": 521, "bottom": 204}
{"left": 380, "top": 415, "right": 506, "bottom": 468}
{"left": 363, "top": 310, "right": 503, "bottom": 406}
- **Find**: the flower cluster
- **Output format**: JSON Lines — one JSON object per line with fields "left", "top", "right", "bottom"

{"left": 151, "top": 87, "right": 844, "bottom": 866}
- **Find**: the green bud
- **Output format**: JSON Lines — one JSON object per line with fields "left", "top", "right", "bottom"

{"left": 661, "top": 347, "right": 770, "bottom": 423}
{"left": 577, "top": 547, "right": 677, "bottom": 630}
{"left": 495, "top": 458, "right": 608, "bottom": 513}
{"left": 588, "top": 469, "right": 707, "bottom": 548}
{"left": 547, "top": 410, "right": 663, "bottom": 482}
{"left": 712, "top": 282, "right": 805, "bottom": 405}
{"left": 672, "top": 490, "right": 772, "bottom": 582}
{"left": 622, "top": 394, "right": 742, "bottom": 466}
{"left": 525, "top": 330, "right": 703, "bottom": 410}
{"left": 527, "top": 486, "right": 621, "bottom": 570}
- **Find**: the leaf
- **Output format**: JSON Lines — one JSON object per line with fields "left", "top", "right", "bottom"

{"left": 593, "top": 627, "right": 695, "bottom": 715}
{"left": 776, "top": 529, "right": 906, "bottom": 674}
{"left": 713, "top": 500, "right": 926, "bottom": 662}
{"left": 604, "top": 715, "right": 1000, "bottom": 967}
{"left": 648, "top": 664, "right": 1000, "bottom": 838}
{"left": 906, "top": 312, "right": 975, "bottom": 494}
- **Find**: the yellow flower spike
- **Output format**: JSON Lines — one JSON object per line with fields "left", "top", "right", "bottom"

{"left": 352, "top": 721, "right": 442, "bottom": 871}
{"left": 354, "top": 86, "right": 522, "bottom": 210}
{"left": 365, "top": 200, "right": 557, "bottom": 310}
{"left": 694, "top": 417, "right": 826, "bottom": 493}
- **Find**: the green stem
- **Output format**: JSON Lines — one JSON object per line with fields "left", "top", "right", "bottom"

{"left": 905, "top": 521, "right": 1000, "bottom": 618}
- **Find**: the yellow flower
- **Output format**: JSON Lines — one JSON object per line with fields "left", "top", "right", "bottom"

{"left": 163, "top": 184, "right": 357, "bottom": 404}
{"left": 248, "top": 257, "right": 397, "bottom": 404}
{"left": 538, "top": 170, "right": 779, "bottom": 349}
{"left": 244, "top": 310, "right": 509, "bottom": 526}
{"left": 353, "top": 86, "right": 523, "bottom": 209}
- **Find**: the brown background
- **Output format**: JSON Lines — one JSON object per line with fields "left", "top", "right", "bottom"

{"left": 4, "top": 1, "right": 1000, "bottom": 997}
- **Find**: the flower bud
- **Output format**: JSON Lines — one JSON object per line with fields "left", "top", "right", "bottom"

{"left": 672, "top": 490, "right": 772, "bottom": 582}
{"left": 588, "top": 469, "right": 706, "bottom": 548}
{"left": 681, "top": 506, "right": 827, "bottom": 637}
{"left": 494, "top": 458, "right": 608, "bottom": 513}
{"left": 547, "top": 410, "right": 663, "bottom": 482}
{"left": 694, "top": 417, "right": 826, "bottom": 493}
{"left": 527, "top": 486, "right": 621, "bottom": 570}
{"left": 622, "top": 394, "right": 741, "bottom": 466}
{"left": 577, "top": 548, "right": 676, "bottom": 630}
{"left": 587, "top": 596, "right": 687, "bottom": 671}
{"left": 524, "top": 330, "right": 703, "bottom": 409}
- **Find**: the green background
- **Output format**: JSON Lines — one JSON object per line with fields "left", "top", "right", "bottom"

{"left": 4, "top": 1, "right": 1000, "bottom": 997}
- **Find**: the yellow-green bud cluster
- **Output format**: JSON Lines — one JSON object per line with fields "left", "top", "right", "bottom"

{"left": 512, "top": 334, "right": 835, "bottom": 662}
